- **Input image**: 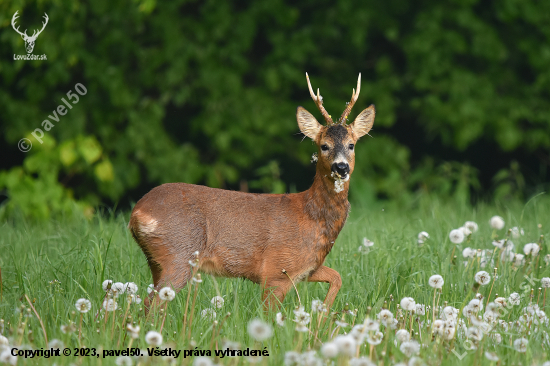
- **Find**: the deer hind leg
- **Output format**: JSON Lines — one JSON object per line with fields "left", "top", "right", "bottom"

{"left": 143, "top": 250, "right": 193, "bottom": 314}
{"left": 261, "top": 279, "right": 293, "bottom": 312}
{"left": 307, "top": 265, "right": 342, "bottom": 310}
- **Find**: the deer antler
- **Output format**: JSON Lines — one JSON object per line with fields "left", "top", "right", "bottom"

{"left": 339, "top": 73, "right": 361, "bottom": 124}
{"left": 306, "top": 73, "right": 333, "bottom": 125}
{"left": 31, "top": 13, "right": 49, "bottom": 39}
{"left": 11, "top": 11, "right": 28, "bottom": 38}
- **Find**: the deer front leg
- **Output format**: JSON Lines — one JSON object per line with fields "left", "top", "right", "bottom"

{"left": 307, "top": 265, "right": 342, "bottom": 311}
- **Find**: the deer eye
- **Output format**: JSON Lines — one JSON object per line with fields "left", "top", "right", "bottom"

{"left": 349, "top": 144, "right": 355, "bottom": 150}
{"left": 321, "top": 144, "right": 329, "bottom": 151}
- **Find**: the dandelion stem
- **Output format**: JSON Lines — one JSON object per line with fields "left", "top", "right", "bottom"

{"left": 160, "top": 301, "right": 169, "bottom": 333}
{"left": 209, "top": 321, "right": 217, "bottom": 351}
{"left": 24, "top": 295, "right": 48, "bottom": 345}
{"left": 187, "top": 280, "right": 200, "bottom": 340}
{"left": 432, "top": 288, "right": 437, "bottom": 325}
{"left": 78, "top": 312, "right": 83, "bottom": 347}
{"left": 544, "top": 288, "right": 547, "bottom": 309}
{"left": 110, "top": 307, "right": 116, "bottom": 339}
{"left": 117, "top": 300, "right": 131, "bottom": 348}
{"left": 182, "top": 266, "right": 198, "bottom": 340}
{"left": 95, "top": 291, "right": 109, "bottom": 322}
{"left": 282, "top": 269, "right": 302, "bottom": 307}
{"left": 312, "top": 310, "right": 324, "bottom": 348}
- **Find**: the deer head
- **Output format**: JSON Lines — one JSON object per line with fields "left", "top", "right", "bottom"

{"left": 11, "top": 11, "right": 49, "bottom": 54}
{"left": 297, "top": 73, "right": 375, "bottom": 185}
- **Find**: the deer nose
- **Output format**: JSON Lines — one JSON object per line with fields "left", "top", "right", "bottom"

{"left": 331, "top": 162, "right": 350, "bottom": 177}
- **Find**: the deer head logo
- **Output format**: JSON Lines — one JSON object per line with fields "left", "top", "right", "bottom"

{"left": 11, "top": 11, "right": 49, "bottom": 54}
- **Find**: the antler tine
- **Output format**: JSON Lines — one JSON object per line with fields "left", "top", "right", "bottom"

{"left": 306, "top": 73, "right": 333, "bottom": 125}
{"left": 339, "top": 73, "right": 362, "bottom": 124}
{"left": 34, "top": 13, "right": 49, "bottom": 37}
{"left": 11, "top": 11, "right": 27, "bottom": 37}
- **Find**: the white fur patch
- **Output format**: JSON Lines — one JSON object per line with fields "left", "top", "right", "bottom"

{"left": 138, "top": 212, "right": 158, "bottom": 235}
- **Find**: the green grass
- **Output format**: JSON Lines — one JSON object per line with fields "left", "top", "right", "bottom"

{"left": 1, "top": 194, "right": 549, "bottom": 365}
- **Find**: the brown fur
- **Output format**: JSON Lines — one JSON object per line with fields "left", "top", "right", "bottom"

{"left": 129, "top": 77, "right": 375, "bottom": 312}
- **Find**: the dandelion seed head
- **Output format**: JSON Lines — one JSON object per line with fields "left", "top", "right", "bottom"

{"left": 276, "top": 312, "right": 285, "bottom": 326}
{"left": 102, "top": 279, "right": 113, "bottom": 292}
{"left": 428, "top": 274, "right": 444, "bottom": 289}
{"left": 541, "top": 278, "right": 550, "bottom": 288}
{"left": 523, "top": 243, "right": 540, "bottom": 256}
{"left": 449, "top": 229, "right": 465, "bottom": 244}
{"left": 48, "top": 339, "right": 63, "bottom": 350}
{"left": 415, "top": 304, "right": 426, "bottom": 316}
{"left": 513, "top": 254, "right": 525, "bottom": 266}
{"left": 247, "top": 319, "right": 273, "bottom": 341}
{"left": 127, "top": 324, "right": 140, "bottom": 339}
{"left": 0, "top": 350, "right": 17, "bottom": 366}
{"left": 490, "top": 216, "right": 505, "bottom": 230}
{"left": 464, "top": 221, "right": 478, "bottom": 233}
{"left": 192, "top": 275, "right": 202, "bottom": 283}
{"left": 466, "top": 327, "right": 483, "bottom": 341}
{"left": 200, "top": 308, "right": 217, "bottom": 321}
{"left": 513, "top": 337, "right": 528, "bottom": 352}
{"left": 395, "top": 329, "right": 410, "bottom": 343}
{"left": 158, "top": 287, "right": 176, "bottom": 301}
{"left": 469, "top": 299, "right": 484, "bottom": 312}
{"left": 378, "top": 309, "right": 394, "bottom": 326}
{"left": 111, "top": 282, "right": 125, "bottom": 295}
{"left": 295, "top": 322, "right": 309, "bottom": 332}
{"left": 509, "top": 292, "right": 521, "bottom": 306}
{"left": 400, "top": 297, "right": 416, "bottom": 311}
{"left": 210, "top": 296, "right": 224, "bottom": 309}
{"left": 460, "top": 226, "right": 472, "bottom": 237}
{"left": 311, "top": 299, "right": 327, "bottom": 313}
{"left": 145, "top": 331, "right": 163, "bottom": 346}
{"left": 474, "top": 271, "right": 491, "bottom": 285}
{"left": 417, "top": 231, "right": 429, "bottom": 243}
{"left": 433, "top": 320, "right": 444, "bottom": 335}
{"left": 147, "top": 284, "right": 155, "bottom": 294}
{"left": 510, "top": 226, "right": 523, "bottom": 238}
{"left": 366, "top": 331, "right": 383, "bottom": 345}
{"left": 492, "top": 239, "right": 506, "bottom": 249}
{"left": 193, "top": 357, "right": 213, "bottom": 366}
{"left": 400, "top": 341, "right": 420, "bottom": 357}
{"left": 115, "top": 356, "right": 133, "bottom": 366}
{"left": 75, "top": 298, "right": 91, "bottom": 313}
{"left": 124, "top": 282, "right": 138, "bottom": 295}
{"left": 443, "top": 306, "right": 459, "bottom": 320}
{"left": 484, "top": 351, "right": 499, "bottom": 361}
{"left": 462, "top": 247, "right": 475, "bottom": 258}
{"left": 102, "top": 299, "right": 118, "bottom": 312}
{"left": 321, "top": 342, "right": 339, "bottom": 358}
{"left": 295, "top": 311, "right": 311, "bottom": 325}
{"left": 350, "top": 357, "right": 376, "bottom": 366}
{"left": 364, "top": 318, "right": 379, "bottom": 331}
{"left": 334, "top": 334, "right": 356, "bottom": 357}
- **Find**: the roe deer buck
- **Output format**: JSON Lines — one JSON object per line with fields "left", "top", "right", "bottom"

{"left": 129, "top": 73, "right": 375, "bottom": 312}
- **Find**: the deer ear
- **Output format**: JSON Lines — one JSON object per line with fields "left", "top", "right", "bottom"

{"left": 350, "top": 104, "right": 375, "bottom": 139}
{"left": 296, "top": 106, "right": 322, "bottom": 140}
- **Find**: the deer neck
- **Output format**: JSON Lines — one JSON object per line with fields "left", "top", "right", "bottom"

{"left": 303, "top": 168, "right": 351, "bottom": 245}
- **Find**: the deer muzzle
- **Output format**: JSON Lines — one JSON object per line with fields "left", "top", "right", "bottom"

{"left": 331, "top": 162, "right": 350, "bottom": 178}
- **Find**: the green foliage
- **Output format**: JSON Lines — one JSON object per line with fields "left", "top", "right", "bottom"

{"left": 1, "top": 0, "right": 549, "bottom": 218}
{"left": 0, "top": 134, "right": 113, "bottom": 219}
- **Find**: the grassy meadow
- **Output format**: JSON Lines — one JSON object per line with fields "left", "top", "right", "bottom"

{"left": 1, "top": 195, "right": 549, "bottom": 365}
